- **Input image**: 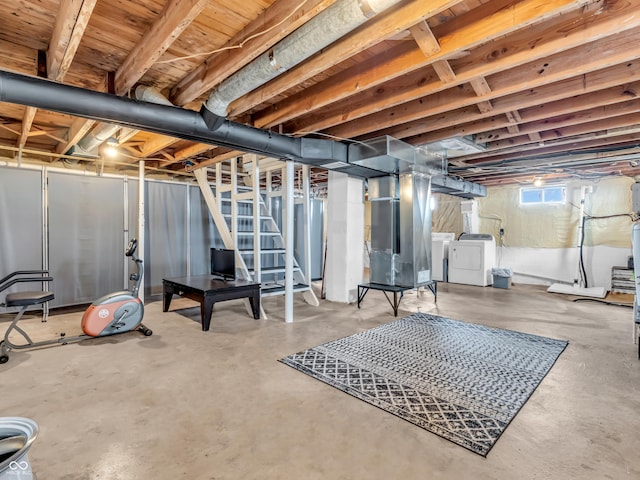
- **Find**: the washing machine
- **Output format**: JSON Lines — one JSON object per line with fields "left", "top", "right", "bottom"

{"left": 448, "top": 234, "right": 496, "bottom": 286}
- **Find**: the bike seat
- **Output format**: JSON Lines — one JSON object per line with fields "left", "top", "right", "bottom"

{"left": 5, "top": 291, "right": 54, "bottom": 307}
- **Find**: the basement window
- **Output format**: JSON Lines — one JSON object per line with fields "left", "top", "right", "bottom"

{"left": 520, "top": 185, "right": 566, "bottom": 205}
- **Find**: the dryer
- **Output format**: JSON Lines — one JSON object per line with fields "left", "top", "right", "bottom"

{"left": 448, "top": 235, "right": 496, "bottom": 286}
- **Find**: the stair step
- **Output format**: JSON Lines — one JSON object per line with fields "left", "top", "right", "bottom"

{"left": 239, "top": 249, "right": 285, "bottom": 254}
{"left": 235, "top": 231, "right": 281, "bottom": 237}
{"left": 219, "top": 198, "right": 253, "bottom": 204}
{"left": 260, "top": 283, "right": 310, "bottom": 297}
{"left": 256, "top": 266, "right": 301, "bottom": 274}
{"left": 223, "top": 214, "right": 271, "bottom": 219}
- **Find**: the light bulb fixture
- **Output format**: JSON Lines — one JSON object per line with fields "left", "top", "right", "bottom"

{"left": 104, "top": 137, "right": 119, "bottom": 158}
{"left": 533, "top": 176, "right": 544, "bottom": 187}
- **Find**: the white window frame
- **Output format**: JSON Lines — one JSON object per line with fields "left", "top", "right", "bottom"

{"left": 520, "top": 185, "right": 566, "bottom": 205}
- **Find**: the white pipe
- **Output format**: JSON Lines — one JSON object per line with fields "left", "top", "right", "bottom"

{"left": 138, "top": 160, "right": 145, "bottom": 304}
{"left": 285, "top": 161, "right": 295, "bottom": 323}
{"left": 632, "top": 223, "right": 640, "bottom": 321}
{"left": 204, "top": 0, "right": 402, "bottom": 117}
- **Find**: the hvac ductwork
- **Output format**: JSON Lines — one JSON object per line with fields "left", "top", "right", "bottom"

{"left": 70, "top": 122, "right": 121, "bottom": 157}
{"left": 0, "top": 69, "right": 486, "bottom": 197}
{"left": 203, "top": 0, "right": 402, "bottom": 117}
{"left": 0, "top": 70, "right": 351, "bottom": 166}
{"left": 69, "top": 85, "right": 174, "bottom": 157}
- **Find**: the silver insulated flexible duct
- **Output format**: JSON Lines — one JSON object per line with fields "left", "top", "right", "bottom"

{"left": 203, "top": 0, "right": 402, "bottom": 117}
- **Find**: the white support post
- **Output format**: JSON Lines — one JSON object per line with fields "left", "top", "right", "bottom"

{"left": 250, "top": 155, "right": 261, "bottom": 285}
{"left": 138, "top": 160, "right": 145, "bottom": 304}
{"left": 284, "top": 161, "right": 295, "bottom": 323}
{"left": 123, "top": 175, "right": 129, "bottom": 288}
{"left": 301, "top": 165, "right": 319, "bottom": 306}
{"left": 326, "top": 171, "right": 364, "bottom": 303}
{"left": 230, "top": 158, "right": 238, "bottom": 247}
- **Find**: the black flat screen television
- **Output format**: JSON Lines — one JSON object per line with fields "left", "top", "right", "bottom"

{"left": 210, "top": 248, "right": 236, "bottom": 281}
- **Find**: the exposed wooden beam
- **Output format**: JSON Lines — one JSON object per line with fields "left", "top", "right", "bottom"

{"left": 488, "top": 111, "right": 640, "bottom": 154}
{"left": 16, "top": 107, "right": 37, "bottom": 149}
{"left": 475, "top": 84, "right": 640, "bottom": 144}
{"left": 139, "top": 135, "right": 179, "bottom": 157}
{"left": 469, "top": 77, "right": 493, "bottom": 112}
{"left": 432, "top": 60, "right": 457, "bottom": 83}
{"left": 115, "top": 0, "right": 209, "bottom": 96}
{"left": 171, "top": 0, "right": 339, "bottom": 106}
{"left": 173, "top": 143, "right": 217, "bottom": 163}
{"left": 409, "top": 21, "right": 441, "bottom": 56}
{"left": 0, "top": 123, "right": 21, "bottom": 136}
{"left": 505, "top": 110, "right": 521, "bottom": 134}
{"left": 400, "top": 56, "right": 640, "bottom": 147}
{"left": 56, "top": 117, "right": 95, "bottom": 154}
{"left": 228, "top": 0, "right": 465, "bottom": 117}
{"left": 326, "top": 28, "right": 640, "bottom": 140}
{"left": 409, "top": 20, "right": 456, "bottom": 83}
{"left": 47, "top": 0, "right": 97, "bottom": 81}
{"left": 469, "top": 77, "right": 491, "bottom": 97}
{"left": 0, "top": 39, "right": 38, "bottom": 75}
{"left": 528, "top": 131, "right": 542, "bottom": 141}
{"left": 278, "top": 0, "right": 634, "bottom": 134}
{"left": 458, "top": 132, "right": 640, "bottom": 166}
{"left": 186, "top": 150, "right": 244, "bottom": 171}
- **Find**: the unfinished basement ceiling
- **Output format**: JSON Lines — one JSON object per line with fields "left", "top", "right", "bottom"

{"left": 1, "top": 0, "right": 640, "bottom": 186}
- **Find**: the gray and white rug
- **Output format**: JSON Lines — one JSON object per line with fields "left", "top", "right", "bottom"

{"left": 280, "top": 313, "right": 568, "bottom": 456}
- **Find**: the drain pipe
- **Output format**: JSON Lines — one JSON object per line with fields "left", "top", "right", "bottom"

{"left": 202, "top": 0, "right": 402, "bottom": 117}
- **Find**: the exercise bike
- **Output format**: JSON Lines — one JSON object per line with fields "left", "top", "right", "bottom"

{"left": 0, "top": 238, "right": 152, "bottom": 364}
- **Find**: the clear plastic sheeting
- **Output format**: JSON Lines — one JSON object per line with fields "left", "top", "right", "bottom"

{"left": 477, "top": 177, "right": 634, "bottom": 249}
{"left": 432, "top": 193, "right": 463, "bottom": 237}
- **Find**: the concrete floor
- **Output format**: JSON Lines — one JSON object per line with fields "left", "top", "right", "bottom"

{"left": 2, "top": 282, "right": 640, "bottom": 479}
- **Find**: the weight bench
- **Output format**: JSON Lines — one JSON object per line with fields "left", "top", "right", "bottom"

{"left": 1, "top": 271, "right": 54, "bottom": 364}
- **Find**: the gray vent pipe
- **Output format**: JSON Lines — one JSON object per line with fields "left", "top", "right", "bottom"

{"left": 74, "top": 123, "right": 121, "bottom": 155}
{"left": 204, "top": 0, "right": 402, "bottom": 117}
{"left": 0, "top": 70, "right": 350, "bottom": 165}
{"left": 70, "top": 86, "right": 174, "bottom": 156}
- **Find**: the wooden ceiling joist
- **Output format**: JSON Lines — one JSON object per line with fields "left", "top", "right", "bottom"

{"left": 114, "top": 0, "right": 209, "bottom": 96}
{"left": 227, "top": 0, "right": 466, "bottom": 117}
{"left": 334, "top": 29, "right": 640, "bottom": 141}
{"left": 283, "top": 0, "right": 614, "bottom": 135}
{"left": 170, "top": 0, "right": 340, "bottom": 106}
{"left": 47, "top": 0, "right": 97, "bottom": 81}
{"left": 3, "top": 0, "right": 640, "bottom": 186}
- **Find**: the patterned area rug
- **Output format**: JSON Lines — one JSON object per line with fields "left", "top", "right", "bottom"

{"left": 280, "top": 313, "right": 568, "bottom": 456}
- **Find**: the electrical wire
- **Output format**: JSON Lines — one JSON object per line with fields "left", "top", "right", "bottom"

{"left": 570, "top": 206, "right": 635, "bottom": 289}
{"left": 573, "top": 298, "right": 633, "bottom": 308}
{"left": 156, "top": 0, "right": 309, "bottom": 64}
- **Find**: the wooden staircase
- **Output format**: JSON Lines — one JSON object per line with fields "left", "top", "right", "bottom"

{"left": 193, "top": 155, "right": 319, "bottom": 321}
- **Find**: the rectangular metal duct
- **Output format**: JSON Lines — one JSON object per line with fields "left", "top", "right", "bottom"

{"left": 396, "top": 172, "right": 432, "bottom": 287}
{"left": 368, "top": 173, "right": 433, "bottom": 288}
{"left": 348, "top": 136, "right": 416, "bottom": 174}
{"left": 369, "top": 176, "right": 400, "bottom": 285}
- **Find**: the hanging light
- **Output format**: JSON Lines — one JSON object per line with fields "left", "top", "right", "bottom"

{"left": 533, "top": 176, "right": 544, "bottom": 187}
{"left": 104, "top": 137, "right": 119, "bottom": 158}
